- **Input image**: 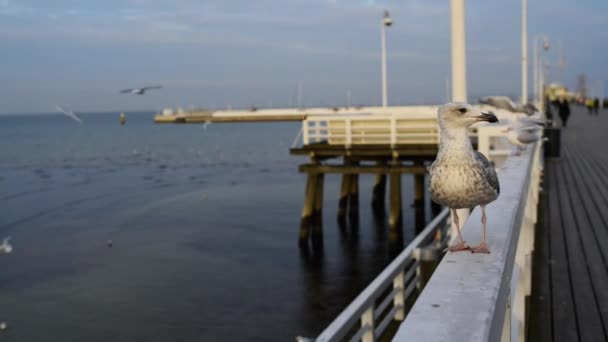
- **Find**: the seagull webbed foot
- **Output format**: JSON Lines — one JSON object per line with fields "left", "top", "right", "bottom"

{"left": 446, "top": 241, "right": 470, "bottom": 252}
{"left": 470, "top": 242, "right": 490, "bottom": 254}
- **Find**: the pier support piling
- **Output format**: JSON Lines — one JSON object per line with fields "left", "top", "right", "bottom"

{"left": 337, "top": 174, "right": 352, "bottom": 225}
{"left": 348, "top": 173, "right": 360, "bottom": 223}
{"left": 372, "top": 163, "right": 387, "bottom": 217}
{"left": 389, "top": 171, "right": 402, "bottom": 231}
{"left": 299, "top": 174, "right": 318, "bottom": 247}
{"left": 414, "top": 172, "right": 426, "bottom": 233}
{"left": 311, "top": 174, "right": 324, "bottom": 251}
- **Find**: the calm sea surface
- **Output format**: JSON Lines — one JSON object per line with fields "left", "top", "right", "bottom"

{"left": 0, "top": 112, "right": 432, "bottom": 341}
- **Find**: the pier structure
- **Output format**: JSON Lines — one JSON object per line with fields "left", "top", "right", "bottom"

{"left": 153, "top": 105, "right": 441, "bottom": 124}
{"left": 307, "top": 106, "right": 608, "bottom": 342}
{"left": 290, "top": 111, "right": 441, "bottom": 250}
{"left": 290, "top": 106, "right": 515, "bottom": 251}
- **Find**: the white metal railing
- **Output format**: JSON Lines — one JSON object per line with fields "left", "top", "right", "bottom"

{"left": 298, "top": 208, "right": 450, "bottom": 342}
{"left": 393, "top": 141, "right": 543, "bottom": 342}
{"left": 300, "top": 114, "right": 439, "bottom": 148}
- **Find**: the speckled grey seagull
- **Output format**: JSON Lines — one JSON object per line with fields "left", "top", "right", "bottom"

{"left": 429, "top": 103, "right": 500, "bottom": 253}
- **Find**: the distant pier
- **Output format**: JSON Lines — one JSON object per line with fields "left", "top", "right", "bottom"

{"left": 153, "top": 105, "right": 440, "bottom": 124}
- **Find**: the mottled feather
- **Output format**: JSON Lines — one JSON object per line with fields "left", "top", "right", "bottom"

{"left": 475, "top": 151, "right": 500, "bottom": 194}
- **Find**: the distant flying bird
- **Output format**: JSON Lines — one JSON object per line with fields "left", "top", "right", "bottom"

{"left": 120, "top": 86, "right": 162, "bottom": 95}
{"left": 56, "top": 106, "right": 83, "bottom": 124}
{"left": 429, "top": 103, "right": 500, "bottom": 254}
{"left": 0, "top": 237, "right": 13, "bottom": 254}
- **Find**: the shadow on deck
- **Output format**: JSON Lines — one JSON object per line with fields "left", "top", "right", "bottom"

{"left": 529, "top": 106, "right": 608, "bottom": 341}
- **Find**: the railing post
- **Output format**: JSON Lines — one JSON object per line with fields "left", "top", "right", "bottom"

{"left": 361, "top": 307, "right": 375, "bottom": 342}
{"left": 393, "top": 271, "right": 405, "bottom": 320}
{"left": 390, "top": 117, "right": 397, "bottom": 147}
{"left": 346, "top": 118, "right": 352, "bottom": 148}
{"left": 302, "top": 120, "right": 309, "bottom": 145}
{"left": 477, "top": 126, "right": 490, "bottom": 158}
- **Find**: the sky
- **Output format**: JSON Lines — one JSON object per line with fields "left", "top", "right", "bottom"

{"left": 1, "top": 0, "right": 607, "bottom": 113}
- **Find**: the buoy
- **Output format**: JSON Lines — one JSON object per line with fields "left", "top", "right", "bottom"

{"left": 120, "top": 112, "right": 126, "bottom": 125}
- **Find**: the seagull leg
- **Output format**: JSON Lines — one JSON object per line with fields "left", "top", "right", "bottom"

{"left": 471, "top": 205, "right": 491, "bottom": 254}
{"left": 447, "top": 209, "right": 469, "bottom": 252}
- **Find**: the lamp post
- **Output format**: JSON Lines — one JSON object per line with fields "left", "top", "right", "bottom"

{"left": 533, "top": 34, "right": 549, "bottom": 108}
{"left": 450, "top": 0, "right": 467, "bottom": 103}
{"left": 521, "top": 0, "right": 528, "bottom": 104}
{"left": 381, "top": 10, "right": 392, "bottom": 108}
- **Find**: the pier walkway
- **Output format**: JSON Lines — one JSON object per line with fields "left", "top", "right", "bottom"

{"left": 529, "top": 106, "right": 608, "bottom": 342}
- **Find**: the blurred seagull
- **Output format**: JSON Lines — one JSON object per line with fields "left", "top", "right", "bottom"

{"left": 479, "top": 96, "right": 538, "bottom": 115}
{"left": 504, "top": 116, "right": 545, "bottom": 154}
{"left": 429, "top": 103, "right": 500, "bottom": 254}
{"left": 120, "top": 85, "right": 162, "bottom": 95}
{"left": 56, "top": 106, "right": 83, "bottom": 124}
{"left": 0, "top": 237, "right": 13, "bottom": 254}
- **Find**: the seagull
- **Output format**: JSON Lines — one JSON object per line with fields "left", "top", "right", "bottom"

{"left": 479, "top": 96, "right": 537, "bottom": 115}
{"left": 56, "top": 106, "right": 83, "bottom": 124}
{"left": 503, "top": 117, "right": 544, "bottom": 154}
{"left": 429, "top": 103, "right": 500, "bottom": 254}
{"left": 0, "top": 237, "right": 13, "bottom": 254}
{"left": 119, "top": 85, "right": 162, "bottom": 95}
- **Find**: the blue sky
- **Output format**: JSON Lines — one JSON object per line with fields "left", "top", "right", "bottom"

{"left": 1, "top": 0, "right": 607, "bottom": 113}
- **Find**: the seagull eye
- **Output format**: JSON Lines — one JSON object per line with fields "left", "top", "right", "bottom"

{"left": 458, "top": 108, "right": 467, "bottom": 114}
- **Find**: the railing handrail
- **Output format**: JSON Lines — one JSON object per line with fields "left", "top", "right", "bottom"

{"left": 313, "top": 208, "right": 450, "bottom": 342}
{"left": 393, "top": 142, "right": 542, "bottom": 342}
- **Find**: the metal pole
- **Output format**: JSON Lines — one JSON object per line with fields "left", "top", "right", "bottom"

{"left": 521, "top": 0, "right": 528, "bottom": 104}
{"left": 381, "top": 22, "right": 388, "bottom": 107}
{"left": 450, "top": 0, "right": 467, "bottom": 103}
{"left": 533, "top": 37, "right": 538, "bottom": 106}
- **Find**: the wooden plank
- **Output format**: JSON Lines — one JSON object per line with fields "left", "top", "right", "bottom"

{"left": 562, "top": 146, "right": 608, "bottom": 336}
{"left": 290, "top": 144, "right": 439, "bottom": 158}
{"left": 527, "top": 188, "right": 553, "bottom": 342}
{"left": 154, "top": 114, "right": 306, "bottom": 123}
{"left": 298, "top": 164, "right": 427, "bottom": 175}
{"left": 546, "top": 164, "right": 580, "bottom": 341}
{"left": 573, "top": 145, "right": 608, "bottom": 268}
{"left": 555, "top": 158, "right": 607, "bottom": 341}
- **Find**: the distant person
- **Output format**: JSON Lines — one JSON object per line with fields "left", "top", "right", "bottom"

{"left": 594, "top": 97, "right": 600, "bottom": 115}
{"left": 586, "top": 98, "right": 594, "bottom": 114}
{"left": 558, "top": 98, "right": 571, "bottom": 127}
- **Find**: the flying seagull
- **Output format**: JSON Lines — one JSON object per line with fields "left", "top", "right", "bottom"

{"left": 429, "top": 103, "right": 500, "bottom": 254}
{"left": 120, "top": 85, "right": 162, "bottom": 95}
{"left": 56, "top": 106, "right": 83, "bottom": 124}
{"left": 0, "top": 237, "right": 12, "bottom": 254}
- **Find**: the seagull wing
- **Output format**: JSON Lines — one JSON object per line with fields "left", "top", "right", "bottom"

{"left": 517, "top": 130, "right": 540, "bottom": 144}
{"left": 475, "top": 151, "right": 500, "bottom": 195}
{"left": 120, "top": 88, "right": 135, "bottom": 93}
{"left": 518, "top": 117, "right": 545, "bottom": 126}
{"left": 56, "top": 106, "right": 83, "bottom": 124}
{"left": 142, "top": 85, "right": 162, "bottom": 91}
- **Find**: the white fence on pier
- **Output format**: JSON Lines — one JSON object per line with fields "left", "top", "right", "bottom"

{"left": 303, "top": 208, "right": 450, "bottom": 342}
{"left": 299, "top": 142, "right": 542, "bottom": 342}
{"left": 394, "top": 141, "right": 543, "bottom": 342}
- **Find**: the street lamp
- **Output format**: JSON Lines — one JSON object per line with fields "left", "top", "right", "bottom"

{"left": 533, "top": 34, "right": 549, "bottom": 108}
{"left": 381, "top": 10, "right": 392, "bottom": 108}
{"left": 450, "top": 0, "right": 467, "bottom": 103}
{"left": 521, "top": 0, "right": 528, "bottom": 104}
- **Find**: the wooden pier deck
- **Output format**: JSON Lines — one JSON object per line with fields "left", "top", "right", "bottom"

{"left": 529, "top": 106, "right": 608, "bottom": 341}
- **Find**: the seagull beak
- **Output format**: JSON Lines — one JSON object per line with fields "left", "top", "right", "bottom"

{"left": 476, "top": 112, "right": 499, "bottom": 123}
